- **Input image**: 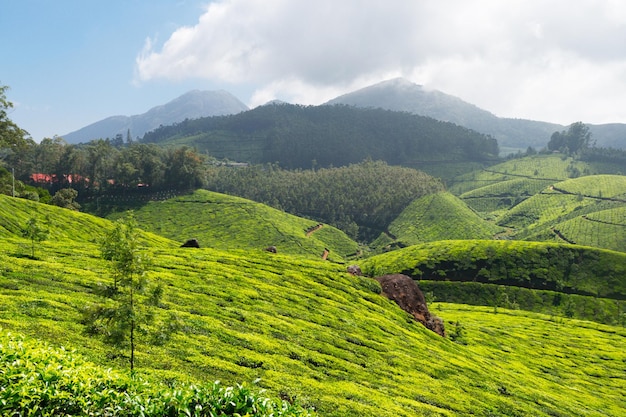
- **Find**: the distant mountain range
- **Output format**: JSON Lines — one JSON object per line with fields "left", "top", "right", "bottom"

{"left": 63, "top": 78, "right": 625, "bottom": 151}
{"left": 62, "top": 90, "right": 248, "bottom": 144}
{"left": 326, "top": 78, "right": 625, "bottom": 151}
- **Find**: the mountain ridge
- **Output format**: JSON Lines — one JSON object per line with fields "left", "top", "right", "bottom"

{"left": 63, "top": 78, "right": 626, "bottom": 151}
{"left": 62, "top": 90, "right": 248, "bottom": 144}
{"left": 326, "top": 78, "right": 626, "bottom": 151}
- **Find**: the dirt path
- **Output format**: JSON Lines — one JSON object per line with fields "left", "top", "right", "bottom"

{"left": 305, "top": 223, "right": 324, "bottom": 237}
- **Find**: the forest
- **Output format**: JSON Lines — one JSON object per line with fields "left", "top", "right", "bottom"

{"left": 141, "top": 103, "right": 500, "bottom": 169}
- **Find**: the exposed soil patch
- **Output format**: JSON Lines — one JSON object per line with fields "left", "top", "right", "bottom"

{"left": 305, "top": 223, "right": 324, "bottom": 237}
{"left": 375, "top": 274, "right": 445, "bottom": 337}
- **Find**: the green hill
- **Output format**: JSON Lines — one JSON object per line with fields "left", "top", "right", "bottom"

{"left": 526, "top": 206, "right": 626, "bottom": 251}
{"left": 361, "top": 239, "right": 626, "bottom": 323}
{"left": 371, "top": 192, "right": 504, "bottom": 250}
{"left": 1, "top": 195, "right": 625, "bottom": 416}
{"left": 448, "top": 155, "right": 591, "bottom": 215}
{"left": 0, "top": 194, "right": 171, "bottom": 247}
{"left": 448, "top": 154, "right": 625, "bottom": 215}
{"left": 497, "top": 175, "right": 626, "bottom": 248}
{"left": 103, "top": 189, "right": 359, "bottom": 261}
{"left": 141, "top": 103, "right": 499, "bottom": 176}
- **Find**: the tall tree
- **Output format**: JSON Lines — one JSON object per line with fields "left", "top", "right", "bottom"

{"left": 0, "top": 84, "right": 36, "bottom": 178}
{"left": 85, "top": 139, "right": 118, "bottom": 191}
{"left": 34, "top": 136, "right": 67, "bottom": 176}
{"left": 84, "top": 213, "right": 162, "bottom": 371}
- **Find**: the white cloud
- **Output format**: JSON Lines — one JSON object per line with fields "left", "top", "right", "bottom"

{"left": 135, "top": 0, "right": 626, "bottom": 123}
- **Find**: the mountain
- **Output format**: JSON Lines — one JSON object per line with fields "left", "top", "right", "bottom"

{"left": 141, "top": 103, "right": 499, "bottom": 174}
{"left": 326, "top": 78, "right": 626, "bottom": 151}
{"left": 62, "top": 90, "right": 248, "bottom": 144}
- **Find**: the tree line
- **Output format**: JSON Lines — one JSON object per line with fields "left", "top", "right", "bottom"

{"left": 2, "top": 136, "right": 208, "bottom": 197}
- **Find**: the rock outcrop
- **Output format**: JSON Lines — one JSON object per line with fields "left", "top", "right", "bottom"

{"left": 375, "top": 274, "right": 445, "bottom": 337}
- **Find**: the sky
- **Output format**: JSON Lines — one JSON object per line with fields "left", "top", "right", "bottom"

{"left": 3, "top": 0, "right": 626, "bottom": 142}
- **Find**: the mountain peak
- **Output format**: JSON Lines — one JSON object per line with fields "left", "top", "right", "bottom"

{"left": 62, "top": 90, "right": 248, "bottom": 144}
{"left": 326, "top": 78, "right": 495, "bottom": 124}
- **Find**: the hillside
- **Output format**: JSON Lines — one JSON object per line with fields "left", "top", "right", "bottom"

{"left": 371, "top": 192, "right": 504, "bottom": 250}
{"left": 495, "top": 175, "right": 626, "bottom": 249}
{"left": 103, "top": 189, "right": 360, "bottom": 261}
{"left": 362, "top": 239, "right": 626, "bottom": 323}
{"left": 140, "top": 103, "right": 499, "bottom": 174}
{"left": 0, "top": 196, "right": 625, "bottom": 416}
{"left": 63, "top": 90, "right": 248, "bottom": 144}
{"left": 449, "top": 154, "right": 625, "bottom": 212}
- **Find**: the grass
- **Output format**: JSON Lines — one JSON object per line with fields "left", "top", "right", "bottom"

{"left": 0, "top": 193, "right": 625, "bottom": 416}
{"left": 104, "top": 189, "right": 359, "bottom": 261}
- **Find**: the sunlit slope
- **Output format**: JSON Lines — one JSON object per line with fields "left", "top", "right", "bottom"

{"left": 448, "top": 155, "right": 593, "bottom": 195}
{"left": 448, "top": 154, "right": 624, "bottom": 214}
{"left": 497, "top": 175, "right": 626, "bottom": 250}
{"left": 1, "top": 228, "right": 625, "bottom": 416}
{"left": 372, "top": 192, "right": 503, "bottom": 249}
{"left": 362, "top": 239, "right": 626, "bottom": 297}
{"left": 0, "top": 194, "right": 172, "bottom": 247}
{"left": 108, "top": 189, "right": 359, "bottom": 261}
{"left": 525, "top": 205, "right": 626, "bottom": 251}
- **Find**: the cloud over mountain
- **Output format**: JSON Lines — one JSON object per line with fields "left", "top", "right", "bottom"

{"left": 134, "top": 0, "right": 626, "bottom": 125}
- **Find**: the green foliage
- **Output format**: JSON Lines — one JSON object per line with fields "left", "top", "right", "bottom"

{"left": 26, "top": 140, "right": 207, "bottom": 193}
{"left": 205, "top": 160, "right": 444, "bottom": 241}
{"left": 362, "top": 239, "right": 626, "bottom": 300}
{"left": 0, "top": 331, "right": 315, "bottom": 416}
{"left": 142, "top": 103, "right": 500, "bottom": 170}
{"left": 105, "top": 189, "right": 359, "bottom": 261}
{"left": 0, "top": 85, "right": 36, "bottom": 180}
{"left": 548, "top": 122, "right": 592, "bottom": 155}
{"left": 21, "top": 216, "right": 49, "bottom": 259}
{"left": 50, "top": 187, "right": 80, "bottom": 211}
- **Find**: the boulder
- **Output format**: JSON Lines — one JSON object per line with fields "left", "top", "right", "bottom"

{"left": 374, "top": 274, "right": 445, "bottom": 337}
{"left": 181, "top": 238, "right": 200, "bottom": 248}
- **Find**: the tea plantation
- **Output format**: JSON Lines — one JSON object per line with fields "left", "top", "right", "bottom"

{"left": 0, "top": 194, "right": 625, "bottom": 416}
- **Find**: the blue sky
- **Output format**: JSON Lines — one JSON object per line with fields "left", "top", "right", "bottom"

{"left": 1, "top": 0, "right": 233, "bottom": 140}
{"left": 3, "top": 0, "right": 626, "bottom": 142}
